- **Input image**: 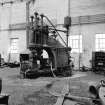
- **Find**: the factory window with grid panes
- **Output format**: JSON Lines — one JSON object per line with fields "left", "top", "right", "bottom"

{"left": 69, "top": 35, "right": 82, "bottom": 53}
{"left": 10, "top": 38, "right": 19, "bottom": 53}
{"left": 96, "top": 34, "right": 105, "bottom": 51}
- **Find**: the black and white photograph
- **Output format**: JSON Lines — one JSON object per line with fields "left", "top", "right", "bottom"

{"left": 0, "top": 0, "right": 105, "bottom": 105}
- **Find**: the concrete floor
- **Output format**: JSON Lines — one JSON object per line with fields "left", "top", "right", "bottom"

{"left": 0, "top": 67, "right": 104, "bottom": 105}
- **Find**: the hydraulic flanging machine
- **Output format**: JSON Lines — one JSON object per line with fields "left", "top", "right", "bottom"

{"left": 20, "top": 12, "right": 72, "bottom": 78}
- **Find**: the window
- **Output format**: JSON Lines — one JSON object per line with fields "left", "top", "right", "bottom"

{"left": 69, "top": 35, "right": 82, "bottom": 53}
{"left": 96, "top": 34, "right": 105, "bottom": 51}
{"left": 10, "top": 38, "right": 19, "bottom": 53}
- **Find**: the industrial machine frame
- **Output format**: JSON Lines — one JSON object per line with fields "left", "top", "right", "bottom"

{"left": 20, "top": 12, "right": 72, "bottom": 78}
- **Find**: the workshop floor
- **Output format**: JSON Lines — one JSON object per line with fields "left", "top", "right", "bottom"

{"left": 0, "top": 67, "right": 105, "bottom": 105}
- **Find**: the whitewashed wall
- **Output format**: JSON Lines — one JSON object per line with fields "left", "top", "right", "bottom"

{"left": 70, "top": 0, "right": 105, "bottom": 16}
{"left": 0, "top": 0, "right": 105, "bottom": 67}
{"left": 30, "top": 0, "right": 68, "bottom": 24}
{"left": 70, "top": 23, "right": 105, "bottom": 69}
{"left": 0, "top": 2, "right": 26, "bottom": 62}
